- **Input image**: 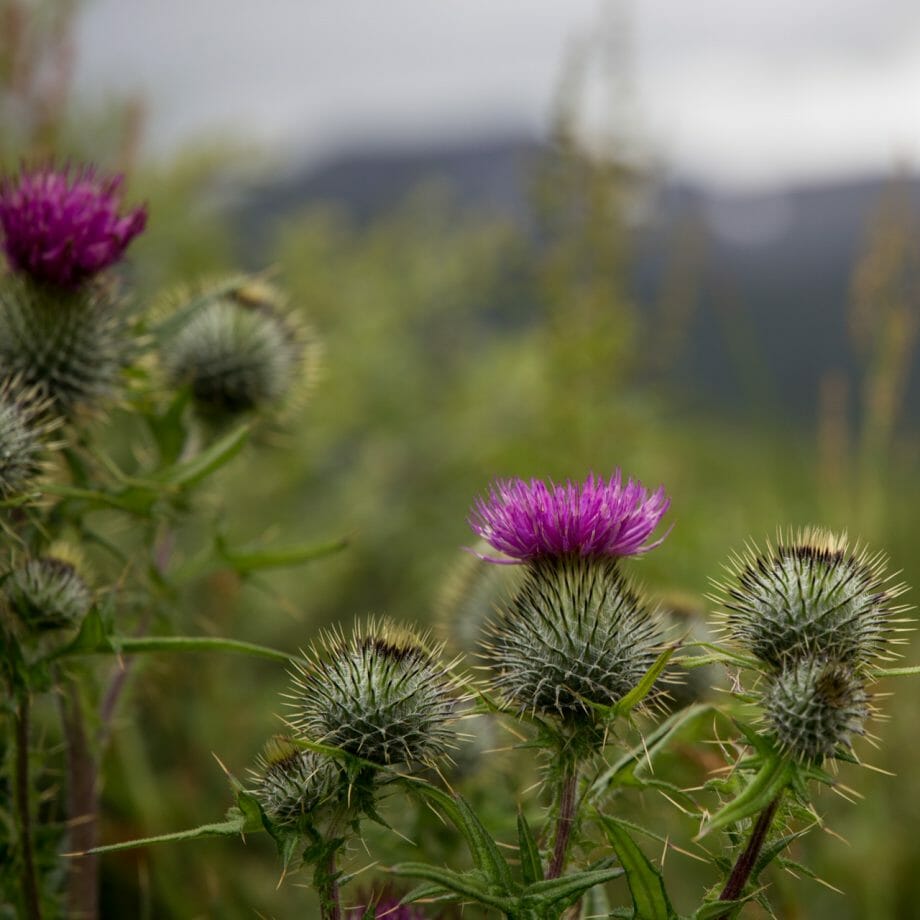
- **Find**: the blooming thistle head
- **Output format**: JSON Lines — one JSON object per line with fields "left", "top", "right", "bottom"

{"left": 713, "top": 529, "right": 910, "bottom": 671}
{"left": 0, "top": 377, "right": 60, "bottom": 500}
{"left": 483, "top": 555, "right": 663, "bottom": 728}
{"left": 468, "top": 472, "right": 670, "bottom": 564}
{"left": 162, "top": 277, "right": 317, "bottom": 422}
{"left": 0, "top": 164, "right": 146, "bottom": 288}
{"left": 249, "top": 735, "right": 339, "bottom": 827}
{"left": 5, "top": 550, "right": 92, "bottom": 632}
{"left": 288, "top": 618, "right": 461, "bottom": 768}
{"left": 762, "top": 658, "right": 870, "bottom": 764}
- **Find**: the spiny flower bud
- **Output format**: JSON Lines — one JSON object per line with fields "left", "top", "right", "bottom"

{"left": 163, "top": 278, "right": 315, "bottom": 420}
{"left": 483, "top": 555, "right": 662, "bottom": 723}
{"left": 6, "top": 554, "right": 92, "bottom": 632}
{"left": 715, "top": 529, "right": 907, "bottom": 669}
{"left": 0, "top": 377, "right": 59, "bottom": 500}
{"left": 0, "top": 275, "right": 132, "bottom": 415}
{"left": 288, "top": 618, "right": 461, "bottom": 768}
{"left": 763, "top": 659, "right": 869, "bottom": 764}
{"left": 250, "top": 735, "right": 338, "bottom": 826}
{"left": 0, "top": 164, "right": 146, "bottom": 289}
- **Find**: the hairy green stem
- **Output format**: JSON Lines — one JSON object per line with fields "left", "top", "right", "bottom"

{"left": 15, "top": 693, "right": 43, "bottom": 920}
{"left": 547, "top": 767, "right": 579, "bottom": 879}
{"left": 716, "top": 795, "right": 782, "bottom": 915}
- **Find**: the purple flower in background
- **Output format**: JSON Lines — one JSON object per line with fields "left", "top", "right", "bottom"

{"left": 0, "top": 164, "right": 147, "bottom": 288}
{"left": 352, "top": 895, "right": 428, "bottom": 918}
{"left": 469, "top": 472, "right": 670, "bottom": 563}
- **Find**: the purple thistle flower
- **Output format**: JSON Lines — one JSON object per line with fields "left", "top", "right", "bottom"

{"left": 0, "top": 164, "right": 147, "bottom": 288}
{"left": 468, "top": 472, "right": 670, "bottom": 563}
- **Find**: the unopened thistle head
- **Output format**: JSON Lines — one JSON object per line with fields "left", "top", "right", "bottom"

{"left": 715, "top": 529, "right": 908, "bottom": 669}
{"left": 468, "top": 472, "right": 670, "bottom": 563}
{"left": 0, "top": 164, "right": 146, "bottom": 288}
{"left": 762, "top": 658, "right": 869, "bottom": 764}
{"left": 250, "top": 735, "right": 339, "bottom": 826}
{"left": 288, "top": 618, "right": 461, "bottom": 768}
{"left": 0, "top": 377, "right": 60, "bottom": 500}
{"left": 5, "top": 553, "right": 92, "bottom": 632}
{"left": 484, "top": 555, "right": 662, "bottom": 724}
{"left": 163, "top": 278, "right": 316, "bottom": 420}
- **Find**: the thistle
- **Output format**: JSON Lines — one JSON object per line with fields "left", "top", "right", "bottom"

{"left": 5, "top": 553, "right": 92, "bottom": 632}
{"left": 468, "top": 472, "right": 670, "bottom": 563}
{"left": 0, "top": 164, "right": 146, "bottom": 289}
{"left": 715, "top": 529, "right": 908, "bottom": 670}
{"left": 762, "top": 658, "right": 869, "bottom": 764}
{"left": 484, "top": 555, "right": 661, "bottom": 724}
{"left": 162, "top": 278, "right": 315, "bottom": 420}
{"left": 0, "top": 377, "right": 60, "bottom": 500}
{"left": 288, "top": 618, "right": 461, "bottom": 768}
{"left": 250, "top": 735, "right": 339, "bottom": 827}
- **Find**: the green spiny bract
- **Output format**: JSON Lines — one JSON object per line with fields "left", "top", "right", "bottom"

{"left": 0, "top": 377, "right": 59, "bottom": 499}
{"left": 163, "top": 280, "right": 314, "bottom": 420}
{"left": 6, "top": 556, "right": 92, "bottom": 631}
{"left": 288, "top": 618, "right": 461, "bottom": 768}
{"left": 483, "top": 555, "right": 662, "bottom": 725}
{"left": 715, "top": 529, "right": 906, "bottom": 670}
{"left": 0, "top": 276, "right": 132, "bottom": 416}
{"left": 250, "top": 736, "right": 339, "bottom": 827}
{"left": 762, "top": 658, "right": 869, "bottom": 764}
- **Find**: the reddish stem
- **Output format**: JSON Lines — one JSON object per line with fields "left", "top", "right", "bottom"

{"left": 547, "top": 768, "right": 579, "bottom": 879}
{"left": 15, "top": 693, "right": 43, "bottom": 920}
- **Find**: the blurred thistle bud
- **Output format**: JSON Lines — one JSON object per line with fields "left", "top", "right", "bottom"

{"left": 250, "top": 735, "right": 339, "bottom": 827}
{"left": 0, "top": 377, "right": 60, "bottom": 501}
{"left": 5, "top": 550, "right": 92, "bottom": 632}
{"left": 483, "top": 556, "right": 662, "bottom": 726}
{"left": 289, "top": 618, "right": 461, "bottom": 768}
{"left": 0, "top": 275, "right": 134, "bottom": 416}
{"left": 468, "top": 472, "right": 670, "bottom": 564}
{"left": 762, "top": 658, "right": 869, "bottom": 764}
{"left": 162, "top": 277, "right": 317, "bottom": 421}
{"left": 656, "top": 591, "right": 718, "bottom": 710}
{"left": 715, "top": 529, "right": 908, "bottom": 670}
{"left": 0, "top": 164, "right": 146, "bottom": 289}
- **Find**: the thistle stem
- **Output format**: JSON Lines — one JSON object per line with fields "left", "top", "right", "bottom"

{"left": 716, "top": 795, "right": 782, "bottom": 915}
{"left": 547, "top": 766, "right": 579, "bottom": 879}
{"left": 15, "top": 693, "right": 43, "bottom": 920}
{"left": 318, "top": 848, "right": 342, "bottom": 920}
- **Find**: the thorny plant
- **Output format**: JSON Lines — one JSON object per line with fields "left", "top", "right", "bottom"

{"left": 1, "top": 161, "right": 919, "bottom": 920}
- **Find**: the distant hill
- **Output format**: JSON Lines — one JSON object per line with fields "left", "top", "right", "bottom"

{"left": 232, "top": 136, "right": 920, "bottom": 424}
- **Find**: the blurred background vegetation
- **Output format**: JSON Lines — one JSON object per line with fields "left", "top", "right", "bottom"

{"left": 3, "top": 1, "right": 920, "bottom": 916}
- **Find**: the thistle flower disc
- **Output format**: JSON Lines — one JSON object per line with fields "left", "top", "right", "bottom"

{"left": 289, "top": 619, "right": 460, "bottom": 767}
{"left": 468, "top": 472, "right": 670, "bottom": 562}
{"left": 0, "top": 276, "right": 131, "bottom": 415}
{"left": 163, "top": 280, "right": 314, "bottom": 420}
{"left": 763, "top": 658, "right": 869, "bottom": 764}
{"left": 0, "top": 164, "right": 146, "bottom": 288}
{"left": 250, "top": 736, "right": 339, "bottom": 826}
{"left": 484, "top": 555, "right": 662, "bottom": 723}
{"left": 6, "top": 556, "right": 92, "bottom": 631}
{"left": 715, "top": 530, "right": 907, "bottom": 669}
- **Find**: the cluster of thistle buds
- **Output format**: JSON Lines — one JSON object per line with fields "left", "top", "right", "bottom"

{"left": 715, "top": 529, "right": 910, "bottom": 764}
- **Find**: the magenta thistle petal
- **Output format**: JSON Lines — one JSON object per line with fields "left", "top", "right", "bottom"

{"left": 0, "top": 164, "right": 147, "bottom": 288}
{"left": 468, "top": 472, "right": 670, "bottom": 562}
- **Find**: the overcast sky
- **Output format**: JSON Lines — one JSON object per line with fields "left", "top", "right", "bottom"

{"left": 73, "top": 0, "right": 920, "bottom": 188}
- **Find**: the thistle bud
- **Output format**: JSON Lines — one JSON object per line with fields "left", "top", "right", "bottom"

{"left": 0, "top": 377, "right": 59, "bottom": 500}
{"left": 163, "top": 279, "right": 315, "bottom": 420}
{"left": 763, "top": 659, "right": 869, "bottom": 763}
{"left": 288, "top": 618, "right": 461, "bottom": 768}
{"left": 715, "top": 529, "right": 906, "bottom": 669}
{"left": 250, "top": 735, "right": 338, "bottom": 826}
{"left": 483, "top": 555, "right": 661, "bottom": 724}
{"left": 6, "top": 554, "right": 92, "bottom": 632}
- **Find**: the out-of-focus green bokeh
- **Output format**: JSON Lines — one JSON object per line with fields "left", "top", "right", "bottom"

{"left": 3, "top": 2, "right": 920, "bottom": 917}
